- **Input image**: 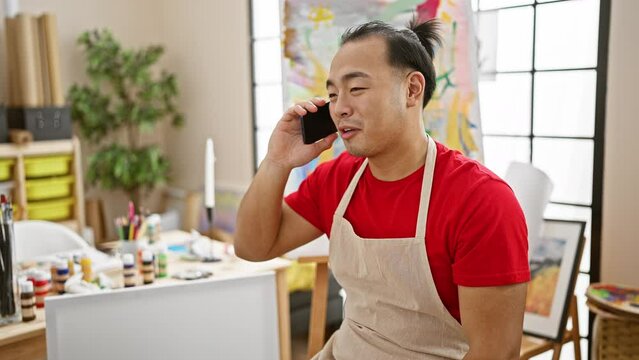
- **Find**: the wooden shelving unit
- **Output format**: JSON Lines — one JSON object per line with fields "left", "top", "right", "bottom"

{"left": 0, "top": 136, "right": 85, "bottom": 233}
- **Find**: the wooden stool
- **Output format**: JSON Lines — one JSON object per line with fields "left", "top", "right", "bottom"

{"left": 298, "top": 256, "right": 330, "bottom": 360}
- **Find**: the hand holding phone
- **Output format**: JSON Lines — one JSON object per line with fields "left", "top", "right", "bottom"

{"left": 264, "top": 99, "right": 336, "bottom": 170}
{"left": 300, "top": 103, "right": 337, "bottom": 144}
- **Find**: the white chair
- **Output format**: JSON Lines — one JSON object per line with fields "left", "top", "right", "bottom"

{"left": 504, "top": 162, "right": 554, "bottom": 255}
{"left": 14, "top": 220, "right": 88, "bottom": 263}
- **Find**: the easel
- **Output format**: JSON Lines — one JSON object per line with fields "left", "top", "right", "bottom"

{"left": 520, "top": 295, "right": 582, "bottom": 360}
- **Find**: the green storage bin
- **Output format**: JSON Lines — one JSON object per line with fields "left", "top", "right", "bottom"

{"left": 24, "top": 155, "right": 72, "bottom": 178}
{"left": 28, "top": 197, "right": 75, "bottom": 221}
{"left": 0, "top": 159, "right": 14, "bottom": 181}
{"left": 26, "top": 176, "right": 74, "bottom": 201}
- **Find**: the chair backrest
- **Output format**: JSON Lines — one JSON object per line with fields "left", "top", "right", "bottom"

{"left": 14, "top": 220, "right": 88, "bottom": 263}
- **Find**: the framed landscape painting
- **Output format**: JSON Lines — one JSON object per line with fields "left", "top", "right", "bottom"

{"left": 523, "top": 219, "right": 586, "bottom": 341}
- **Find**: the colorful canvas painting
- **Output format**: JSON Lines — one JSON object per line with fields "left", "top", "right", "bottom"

{"left": 282, "top": 0, "right": 483, "bottom": 188}
{"left": 526, "top": 236, "right": 567, "bottom": 317}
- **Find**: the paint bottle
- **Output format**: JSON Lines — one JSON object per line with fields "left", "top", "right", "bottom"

{"left": 157, "top": 245, "right": 168, "bottom": 278}
{"left": 50, "top": 263, "right": 57, "bottom": 291}
{"left": 55, "top": 261, "right": 69, "bottom": 294}
{"left": 141, "top": 250, "right": 155, "bottom": 285}
{"left": 122, "top": 253, "right": 136, "bottom": 288}
{"left": 20, "top": 280, "right": 36, "bottom": 322}
{"left": 33, "top": 272, "right": 50, "bottom": 308}
{"left": 80, "top": 256, "right": 93, "bottom": 282}
{"left": 67, "top": 256, "right": 75, "bottom": 276}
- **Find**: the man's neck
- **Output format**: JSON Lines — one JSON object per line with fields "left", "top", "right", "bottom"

{"left": 367, "top": 132, "right": 429, "bottom": 182}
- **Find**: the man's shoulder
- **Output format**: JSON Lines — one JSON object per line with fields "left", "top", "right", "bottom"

{"left": 434, "top": 141, "right": 511, "bottom": 193}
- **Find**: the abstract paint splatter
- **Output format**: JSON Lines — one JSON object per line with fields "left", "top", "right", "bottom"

{"left": 283, "top": 0, "right": 483, "bottom": 188}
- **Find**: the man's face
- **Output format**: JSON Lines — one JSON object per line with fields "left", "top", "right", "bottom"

{"left": 327, "top": 36, "right": 408, "bottom": 158}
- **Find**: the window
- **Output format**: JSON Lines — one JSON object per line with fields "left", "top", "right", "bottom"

{"left": 476, "top": 0, "right": 610, "bottom": 355}
{"left": 250, "top": 0, "right": 284, "bottom": 165}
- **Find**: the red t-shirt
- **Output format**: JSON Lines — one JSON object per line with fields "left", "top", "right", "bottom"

{"left": 285, "top": 141, "right": 530, "bottom": 322}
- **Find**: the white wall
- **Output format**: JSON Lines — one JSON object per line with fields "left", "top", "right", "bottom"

{"left": 600, "top": 0, "right": 639, "bottom": 287}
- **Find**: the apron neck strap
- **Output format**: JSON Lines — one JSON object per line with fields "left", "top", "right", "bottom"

{"left": 335, "top": 158, "right": 368, "bottom": 217}
{"left": 415, "top": 135, "right": 437, "bottom": 240}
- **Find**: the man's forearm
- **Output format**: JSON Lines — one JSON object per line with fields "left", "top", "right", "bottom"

{"left": 234, "top": 159, "right": 292, "bottom": 261}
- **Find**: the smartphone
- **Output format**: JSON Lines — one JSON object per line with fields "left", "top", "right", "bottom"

{"left": 300, "top": 103, "right": 337, "bottom": 144}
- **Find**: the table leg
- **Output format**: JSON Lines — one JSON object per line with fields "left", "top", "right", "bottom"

{"left": 307, "top": 262, "right": 329, "bottom": 359}
{"left": 275, "top": 268, "right": 291, "bottom": 360}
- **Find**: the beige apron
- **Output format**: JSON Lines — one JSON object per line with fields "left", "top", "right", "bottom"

{"left": 314, "top": 136, "right": 469, "bottom": 360}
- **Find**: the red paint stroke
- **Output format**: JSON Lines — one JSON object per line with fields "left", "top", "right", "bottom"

{"left": 416, "top": 0, "right": 441, "bottom": 22}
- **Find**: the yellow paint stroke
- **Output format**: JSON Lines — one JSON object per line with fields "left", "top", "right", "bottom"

{"left": 444, "top": 92, "right": 481, "bottom": 155}
{"left": 440, "top": 11, "right": 452, "bottom": 24}
{"left": 308, "top": 5, "right": 334, "bottom": 30}
{"left": 447, "top": 0, "right": 458, "bottom": 6}
{"left": 304, "top": 49, "right": 329, "bottom": 98}
{"left": 282, "top": 2, "right": 295, "bottom": 60}
{"left": 424, "top": 98, "right": 444, "bottom": 137}
{"left": 318, "top": 147, "right": 334, "bottom": 164}
{"left": 446, "top": 92, "right": 463, "bottom": 152}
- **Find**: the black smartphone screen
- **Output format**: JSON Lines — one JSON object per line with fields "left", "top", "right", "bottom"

{"left": 300, "top": 103, "right": 337, "bottom": 144}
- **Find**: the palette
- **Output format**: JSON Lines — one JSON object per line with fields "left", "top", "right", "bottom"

{"left": 586, "top": 283, "right": 639, "bottom": 317}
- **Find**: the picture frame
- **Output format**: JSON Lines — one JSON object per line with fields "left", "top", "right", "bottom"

{"left": 523, "top": 219, "right": 586, "bottom": 341}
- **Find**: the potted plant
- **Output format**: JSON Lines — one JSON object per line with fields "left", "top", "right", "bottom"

{"left": 68, "top": 29, "right": 183, "bottom": 207}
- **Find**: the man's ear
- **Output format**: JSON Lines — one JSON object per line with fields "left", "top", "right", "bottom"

{"left": 406, "top": 71, "right": 426, "bottom": 108}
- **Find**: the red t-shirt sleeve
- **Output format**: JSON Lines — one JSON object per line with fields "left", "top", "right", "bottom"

{"left": 284, "top": 165, "right": 329, "bottom": 234}
{"left": 451, "top": 179, "right": 531, "bottom": 287}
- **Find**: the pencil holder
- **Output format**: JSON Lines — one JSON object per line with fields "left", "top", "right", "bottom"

{"left": 0, "top": 214, "right": 21, "bottom": 326}
{"left": 119, "top": 240, "right": 139, "bottom": 264}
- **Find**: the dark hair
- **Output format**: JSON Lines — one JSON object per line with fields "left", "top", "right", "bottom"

{"left": 340, "top": 18, "right": 442, "bottom": 108}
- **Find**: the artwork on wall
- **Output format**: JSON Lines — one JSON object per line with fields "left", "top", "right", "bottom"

{"left": 524, "top": 219, "right": 586, "bottom": 341}
{"left": 282, "top": 0, "right": 483, "bottom": 189}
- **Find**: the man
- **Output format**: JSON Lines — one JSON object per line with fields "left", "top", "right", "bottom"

{"left": 235, "top": 19, "right": 530, "bottom": 360}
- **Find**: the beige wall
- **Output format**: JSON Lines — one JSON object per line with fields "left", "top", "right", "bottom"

{"left": 0, "top": 0, "right": 166, "bottom": 99}
{"left": 601, "top": 0, "right": 639, "bottom": 286}
{"left": 0, "top": 0, "right": 168, "bottom": 238}
{"left": 1, "top": 0, "right": 254, "bottom": 238}
{"left": 161, "top": 0, "right": 254, "bottom": 192}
